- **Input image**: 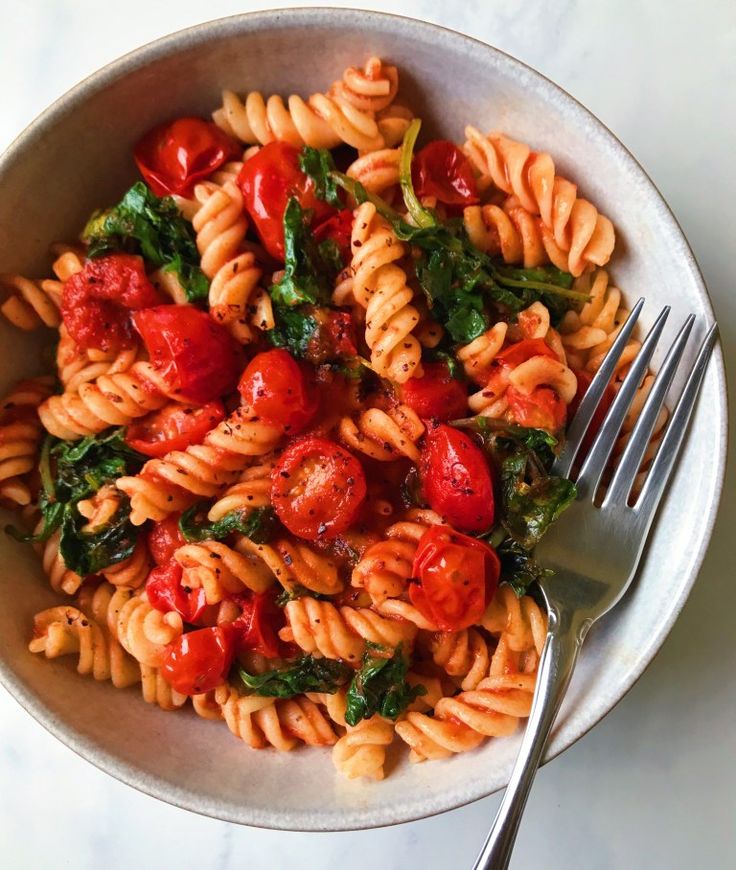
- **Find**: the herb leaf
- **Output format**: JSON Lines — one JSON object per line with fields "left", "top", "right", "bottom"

{"left": 345, "top": 644, "right": 425, "bottom": 726}
{"left": 179, "top": 505, "right": 277, "bottom": 544}
{"left": 268, "top": 307, "right": 319, "bottom": 358}
{"left": 270, "top": 198, "right": 333, "bottom": 307}
{"left": 59, "top": 497, "right": 136, "bottom": 576}
{"left": 497, "top": 537, "right": 553, "bottom": 597}
{"left": 299, "top": 146, "right": 342, "bottom": 207}
{"left": 83, "top": 182, "right": 208, "bottom": 303}
{"left": 236, "top": 656, "right": 352, "bottom": 697}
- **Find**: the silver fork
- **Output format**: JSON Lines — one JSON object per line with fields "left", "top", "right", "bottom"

{"left": 473, "top": 304, "right": 718, "bottom": 870}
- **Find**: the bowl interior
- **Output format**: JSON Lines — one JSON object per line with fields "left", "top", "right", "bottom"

{"left": 0, "top": 9, "right": 726, "bottom": 831}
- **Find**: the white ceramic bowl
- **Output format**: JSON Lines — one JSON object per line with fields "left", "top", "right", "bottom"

{"left": 0, "top": 9, "right": 727, "bottom": 831}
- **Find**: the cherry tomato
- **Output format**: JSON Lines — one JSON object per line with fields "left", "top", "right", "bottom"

{"left": 229, "top": 591, "right": 283, "bottom": 658}
{"left": 410, "top": 525, "right": 500, "bottom": 631}
{"left": 506, "top": 386, "right": 567, "bottom": 431}
{"left": 161, "top": 625, "right": 234, "bottom": 695}
{"left": 569, "top": 369, "right": 615, "bottom": 459}
{"left": 495, "top": 338, "right": 558, "bottom": 370}
{"left": 237, "top": 141, "right": 335, "bottom": 260}
{"left": 238, "top": 349, "right": 318, "bottom": 433}
{"left": 399, "top": 362, "right": 468, "bottom": 421}
{"left": 125, "top": 400, "right": 225, "bottom": 457}
{"left": 412, "top": 140, "right": 479, "bottom": 206}
{"left": 146, "top": 561, "right": 207, "bottom": 625}
{"left": 61, "top": 254, "right": 164, "bottom": 353}
{"left": 134, "top": 117, "right": 240, "bottom": 198}
{"left": 271, "top": 437, "right": 367, "bottom": 540}
{"left": 305, "top": 309, "right": 358, "bottom": 363}
{"left": 420, "top": 423, "right": 494, "bottom": 532}
{"left": 313, "top": 208, "right": 354, "bottom": 263}
{"left": 147, "top": 514, "right": 186, "bottom": 566}
{"left": 133, "top": 305, "right": 244, "bottom": 404}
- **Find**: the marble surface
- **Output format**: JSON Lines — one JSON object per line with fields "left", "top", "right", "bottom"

{"left": 1, "top": 1, "right": 734, "bottom": 868}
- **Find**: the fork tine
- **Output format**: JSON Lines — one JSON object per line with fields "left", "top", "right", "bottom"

{"left": 635, "top": 323, "right": 718, "bottom": 522}
{"left": 603, "top": 315, "right": 695, "bottom": 507}
{"left": 575, "top": 305, "right": 670, "bottom": 498}
{"left": 553, "top": 298, "right": 645, "bottom": 478}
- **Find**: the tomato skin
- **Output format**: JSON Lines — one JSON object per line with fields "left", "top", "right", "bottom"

{"left": 146, "top": 561, "right": 207, "bottom": 624}
{"left": 61, "top": 254, "right": 164, "bottom": 353}
{"left": 271, "top": 437, "right": 367, "bottom": 540}
{"left": 238, "top": 349, "right": 318, "bottom": 433}
{"left": 313, "top": 208, "right": 354, "bottom": 263}
{"left": 506, "top": 386, "right": 567, "bottom": 431}
{"left": 237, "top": 141, "right": 335, "bottom": 260}
{"left": 133, "top": 305, "right": 244, "bottom": 404}
{"left": 420, "top": 423, "right": 495, "bottom": 533}
{"left": 399, "top": 362, "right": 468, "bottom": 421}
{"left": 412, "top": 140, "right": 479, "bottom": 206}
{"left": 147, "top": 514, "right": 186, "bottom": 566}
{"left": 125, "top": 400, "right": 225, "bottom": 457}
{"left": 495, "top": 338, "right": 557, "bottom": 370}
{"left": 134, "top": 117, "right": 240, "bottom": 198}
{"left": 410, "top": 525, "right": 500, "bottom": 631}
{"left": 161, "top": 625, "right": 234, "bottom": 695}
{"left": 229, "top": 591, "right": 283, "bottom": 658}
{"left": 569, "top": 370, "right": 614, "bottom": 459}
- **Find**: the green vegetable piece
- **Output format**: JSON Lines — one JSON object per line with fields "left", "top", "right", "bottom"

{"left": 83, "top": 181, "right": 208, "bottom": 303}
{"left": 58, "top": 498, "right": 136, "bottom": 576}
{"left": 298, "top": 146, "right": 342, "bottom": 207}
{"left": 398, "top": 119, "right": 436, "bottom": 228}
{"left": 179, "top": 505, "right": 278, "bottom": 544}
{"left": 344, "top": 643, "right": 426, "bottom": 726}
{"left": 497, "top": 537, "right": 553, "bottom": 597}
{"left": 268, "top": 307, "right": 320, "bottom": 358}
{"left": 237, "top": 656, "right": 352, "bottom": 698}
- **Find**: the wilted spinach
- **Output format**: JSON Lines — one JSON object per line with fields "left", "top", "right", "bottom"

{"left": 236, "top": 656, "right": 352, "bottom": 697}
{"left": 179, "top": 505, "right": 278, "bottom": 544}
{"left": 344, "top": 644, "right": 425, "bottom": 726}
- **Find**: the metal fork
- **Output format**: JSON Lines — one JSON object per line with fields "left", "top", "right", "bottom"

{"left": 473, "top": 304, "right": 718, "bottom": 870}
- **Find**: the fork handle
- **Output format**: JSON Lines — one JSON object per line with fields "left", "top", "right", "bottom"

{"left": 472, "top": 609, "right": 589, "bottom": 870}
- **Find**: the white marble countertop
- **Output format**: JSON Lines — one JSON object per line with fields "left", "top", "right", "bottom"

{"left": 1, "top": 1, "right": 735, "bottom": 868}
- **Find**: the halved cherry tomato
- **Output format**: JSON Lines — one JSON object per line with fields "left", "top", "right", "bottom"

{"left": 61, "top": 254, "right": 164, "bottom": 353}
{"left": 161, "top": 625, "right": 235, "bottom": 695}
{"left": 125, "top": 400, "right": 225, "bottom": 457}
{"left": 237, "top": 141, "right": 335, "bottom": 260}
{"left": 229, "top": 591, "right": 283, "bottom": 659}
{"left": 569, "top": 369, "right": 615, "bottom": 459}
{"left": 146, "top": 561, "right": 207, "bottom": 625}
{"left": 271, "top": 437, "right": 367, "bottom": 540}
{"left": 133, "top": 305, "right": 244, "bottom": 404}
{"left": 420, "top": 423, "right": 494, "bottom": 532}
{"left": 238, "top": 349, "right": 318, "bottom": 433}
{"left": 147, "top": 514, "right": 186, "bottom": 566}
{"left": 495, "top": 338, "right": 558, "bottom": 370}
{"left": 134, "top": 117, "right": 240, "bottom": 198}
{"left": 412, "top": 140, "right": 479, "bottom": 206}
{"left": 313, "top": 208, "right": 354, "bottom": 263}
{"left": 410, "top": 525, "right": 500, "bottom": 631}
{"left": 506, "top": 385, "right": 567, "bottom": 431}
{"left": 399, "top": 362, "right": 468, "bottom": 421}
{"left": 304, "top": 309, "right": 358, "bottom": 363}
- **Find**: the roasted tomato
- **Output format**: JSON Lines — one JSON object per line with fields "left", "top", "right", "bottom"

{"left": 312, "top": 208, "right": 354, "bottom": 263}
{"left": 237, "top": 141, "right": 335, "bottom": 260}
{"left": 61, "top": 253, "right": 164, "bottom": 353}
{"left": 146, "top": 561, "right": 207, "bottom": 625}
{"left": 568, "top": 369, "right": 615, "bottom": 459}
{"left": 229, "top": 591, "right": 283, "bottom": 659}
{"left": 494, "top": 338, "right": 558, "bottom": 370}
{"left": 134, "top": 117, "right": 240, "bottom": 197}
{"left": 412, "top": 140, "right": 479, "bottom": 206}
{"left": 238, "top": 349, "right": 319, "bottom": 433}
{"left": 271, "top": 437, "right": 367, "bottom": 540}
{"left": 399, "top": 362, "right": 468, "bottom": 421}
{"left": 420, "top": 423, "right": 494, "bottom": 532}
{"left": 161, "top": 625, "right": 235, "bottom": 695}
{"left": 410, "top": 525, "right": 500, "bottom": 631}
{"left": 133, "top": 305, "right": 243, "bottom": 404}
{"left": 125, "top": 400, "right": 225, "bottom": 457}
{"left": 147, "top": 514, "right": 187, "bottom": 566}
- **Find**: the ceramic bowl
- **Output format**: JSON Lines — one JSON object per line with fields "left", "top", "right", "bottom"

{"left": 0, "top": 8, "right": 727, "bottom": 831}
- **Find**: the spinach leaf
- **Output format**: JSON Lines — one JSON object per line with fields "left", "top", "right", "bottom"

{"left": 59, "top": 497, "right": 136, "bottom": 576}
{"left": 344, "top": 643, "right": 426, "bottom": 726}
{"left": 179, "top": 505, "right": 278, "bottom": 544}
{"left": 83, "top": 182, "right": 208, "bottom": 303}
{"left": 268, "top": 306, "right": 320, "bottom": 358}
{"left": 497, "top": 537, "right": 553, "bottom": 597}
{"left": 298, "top": 146, "right": 342, "bottom": 207}
{"left": 274, "top": 585, "right": 330, "bottom": 606}
{"left": 501, "top": 469, "right": 576, "bottom": 550}
{"left": 236, "top": 656, "right": 352, "bottom": 697}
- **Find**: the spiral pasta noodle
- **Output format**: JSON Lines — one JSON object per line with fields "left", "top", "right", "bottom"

{"left": 206, "top": 457, "right": 274, "bottom": 521}
{"left": 174, "top": 538, "right": 275, "bottom": 604}
{"left": 56, "top": 325, "right": 141, "bottom": 392}
{"left": 338, "top": 403, "right": 424, "bottom": 462}
{"left": 463, "top": 126, "right": 615, "bottom": 276}
{"left": 429, "top": 627, "right": 493, "bottom": 691}
{"left": 235, "top": 536, "right": 344, "bottom": 597}
{"left": 29, "top": 605, "right": 114, "bottom": 682}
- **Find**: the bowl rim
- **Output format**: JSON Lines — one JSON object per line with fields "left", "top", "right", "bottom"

{"left": 0, "top": 6, "right": 728, "bottom": 832}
